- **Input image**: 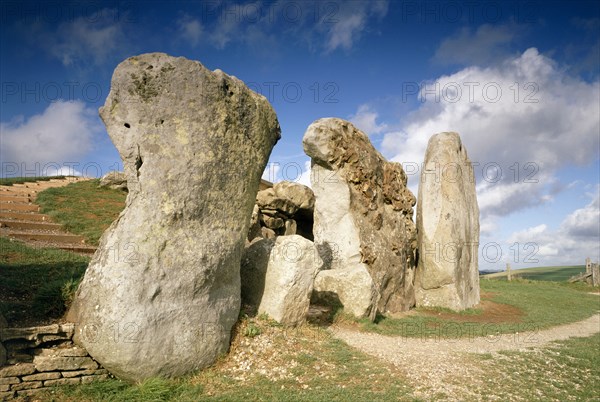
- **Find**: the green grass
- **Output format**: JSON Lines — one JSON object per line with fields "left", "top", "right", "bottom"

{"left": 358, "top": 279, "right": 600, "bottom": 339}
{"left": 473, "top": 333, "right": 600, "bottom": 401}
{"left": 482, "top": 265, "right": 587, "bottom": 281}
{"left": 0, "top": 175, "right": 66, "bottom": 186}
{"left": 0, "top": 237, "right": 90, "bottom": 325}
{"left": 36, "top": 179, "right": 127, "bottom": 246}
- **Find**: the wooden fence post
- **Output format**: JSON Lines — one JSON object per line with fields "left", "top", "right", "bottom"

{"left": 586, "top": 257, "right": 592, "bottom": 274}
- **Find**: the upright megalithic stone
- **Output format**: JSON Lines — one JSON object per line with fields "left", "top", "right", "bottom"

{"left": 67, "top": 53, "right": 280, "bottom": 381}
{"left": 303, "top": 118, "right": 417, "bottom": 320}
{"left": 415, "top": 132, "right": 480, "bottom": 310}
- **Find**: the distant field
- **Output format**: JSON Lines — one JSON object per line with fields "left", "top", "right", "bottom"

{"left": 482, "top": 265, "right": 587, "bottom": 282}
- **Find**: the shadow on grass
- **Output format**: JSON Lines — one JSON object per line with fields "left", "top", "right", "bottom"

{"left": 0, "top": 238, "right": 89, "bottom": 326}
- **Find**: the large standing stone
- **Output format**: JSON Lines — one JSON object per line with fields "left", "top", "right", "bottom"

{"left": 303, "top": 118, "right": 417, "bottom": 320}
{"left": 414, "top": 132, "right": 480, "bottom": 310}
{"left": 67, "top": 53, "right": 280, "bottom": 381}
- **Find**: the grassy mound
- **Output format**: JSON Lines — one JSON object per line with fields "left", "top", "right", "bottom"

{"left": 36, "top": 179, "right": 127, "bottom": 246}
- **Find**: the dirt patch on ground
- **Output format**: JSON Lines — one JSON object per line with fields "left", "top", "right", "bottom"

{"left": 423, "top": 299, "right": 525, "bottom": 324}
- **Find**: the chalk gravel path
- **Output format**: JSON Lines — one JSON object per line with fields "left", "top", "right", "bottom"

{"left": 331, "top": 313, "right": 600, "bottom": 400}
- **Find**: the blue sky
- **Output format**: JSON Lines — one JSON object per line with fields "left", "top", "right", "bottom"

{"left": 1, "top": 0, "right": 599, "bottom": 270}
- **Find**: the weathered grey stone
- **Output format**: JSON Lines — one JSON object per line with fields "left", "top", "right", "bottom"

{"left": 257, "top": 236, "right": 322, "bottom": 325}
{"left": 44, "top": 377, "right": 81, "bottom": 387}
{"left": 247, "top": 205, "right": 262, "bottom": 241}
{"left": 256, "top": 182, "right": 314, "bottom": 216}
{"left": 303, "top": 118, "right": 417, "bottom": 320}
{"left": 283, "top": 219, "right": 297, "bottom": 236}
{"left": 261, "top": 227, "right": 276, "bottom": 239}
{"left": 66, "top": 53, "right": 281, "bottom": 382}
{"left": 21, "top": 372, "right": 61, "bottom": 381}
{"left": 33, "top": 355, "right": 97, "bottom": 372}
{"left": 414, "top": 132, "right": 480, "bottom": 311}
{"left": 15, "top": 389, "right": 43, "bottom": 397}
{"left": 0, "top": 324, "right": 72, "bottom": 343}
{"left": 0, "top": 377, "right": 19, "bottom": 386}
{"left": 99, "top": 171, "right": 127, "bottom": 191}
{"left": 261, "top": 215, "right": 284, "bottom": 230}
{"left": 11, "top": 381, "right": 42, "bottom": 391}
{"left": 241, "top": 238, "right": 275, "bottom": 307}
{"left": 311, "top": 266, "right": 376, "bottom": 318}
{"left": 0, "top": 363, "right": 35, "bottom": 377}
{"left": 61, "top": 369, "right": 96, "bottom": 378}
{"left": 38, "top": 346, "right": 88, "bottom": 357}
{"left": 81, "top": 374, "right": 109, "bottom": 384}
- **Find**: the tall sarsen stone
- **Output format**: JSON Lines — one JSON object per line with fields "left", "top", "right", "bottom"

{"left": 415, "top": 132, "right": 480, "bottom": 310}
{"left": 303, "top": 118, "right": 417, "bottom": 320}
{"left": 67, "top": 53, "right": 280, "bottom": 381}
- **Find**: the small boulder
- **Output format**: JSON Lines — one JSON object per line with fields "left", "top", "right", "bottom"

{"left": 311, "top": 266, "right": 376, "bottom": 318}
{"left": 98, "top": 171, "right": 127, "bottom": 191}
{"left": 241, "top": 236, "right": 322, "bottom": 326}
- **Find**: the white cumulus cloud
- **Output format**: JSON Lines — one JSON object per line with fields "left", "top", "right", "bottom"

{"left": 1, "top": 101, "right": 102, "bottom": 176}
{"left": 383, "top": 47, "right": 600, "bottom": 218}
{"left": 349, "top": 104, "right": 388, "bottom": 136}
{"left": 177, "top": 15, "right": 203, "bottom": 47}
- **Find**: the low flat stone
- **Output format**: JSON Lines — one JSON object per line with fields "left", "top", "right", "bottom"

{"left": 21, "top": 372, "right": 61, "bottom": 381}
{"left": 38, "top": 346, "right": 88, "bottom": 357}
{"left": 61, "top": 369, "right": 96, "bottom": 378}
{"left": 44, "top": 377, "right": 81, "bottom": 387}
{"left": 0, "top": 377, "right": 19, "bottom": 386}
{"left": 33, "top": 356, "right": 97, "bottom": 372}
{"left": 81, "top": 374, "right": 109, "bottom": 384}
{"left": 0, "top": 363, "right": 35, "bottom": 377}
{"left": 15, "top": 389, "right": 43, "bottom": 397}
{"left": 11, "top": 381, "right": 42, "bottom": 391}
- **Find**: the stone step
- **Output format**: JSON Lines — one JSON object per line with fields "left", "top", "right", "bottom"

{"left": 0, "top": 194, "right": 32, "bottom": 203}
{"left": 57, "top": 245, "right": 97, "bottom": 254}
{"left": 0, "top": 188, "right": 38, "bottom": 197}
{"left": 0, "top": 220, "right": 63, "bottom": 231}
{"left": 0, "top": 203, "right": 40, "bottom": 212}
{"left": 0, "top": 212, "right": 51, "bottom": 222}
{"left": 8, "top": 231, "right": 86, "bottom": 244}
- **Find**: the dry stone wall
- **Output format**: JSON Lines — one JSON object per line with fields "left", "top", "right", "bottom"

{"left": 0, "top": 324, "right": 108, "bottom": 400}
